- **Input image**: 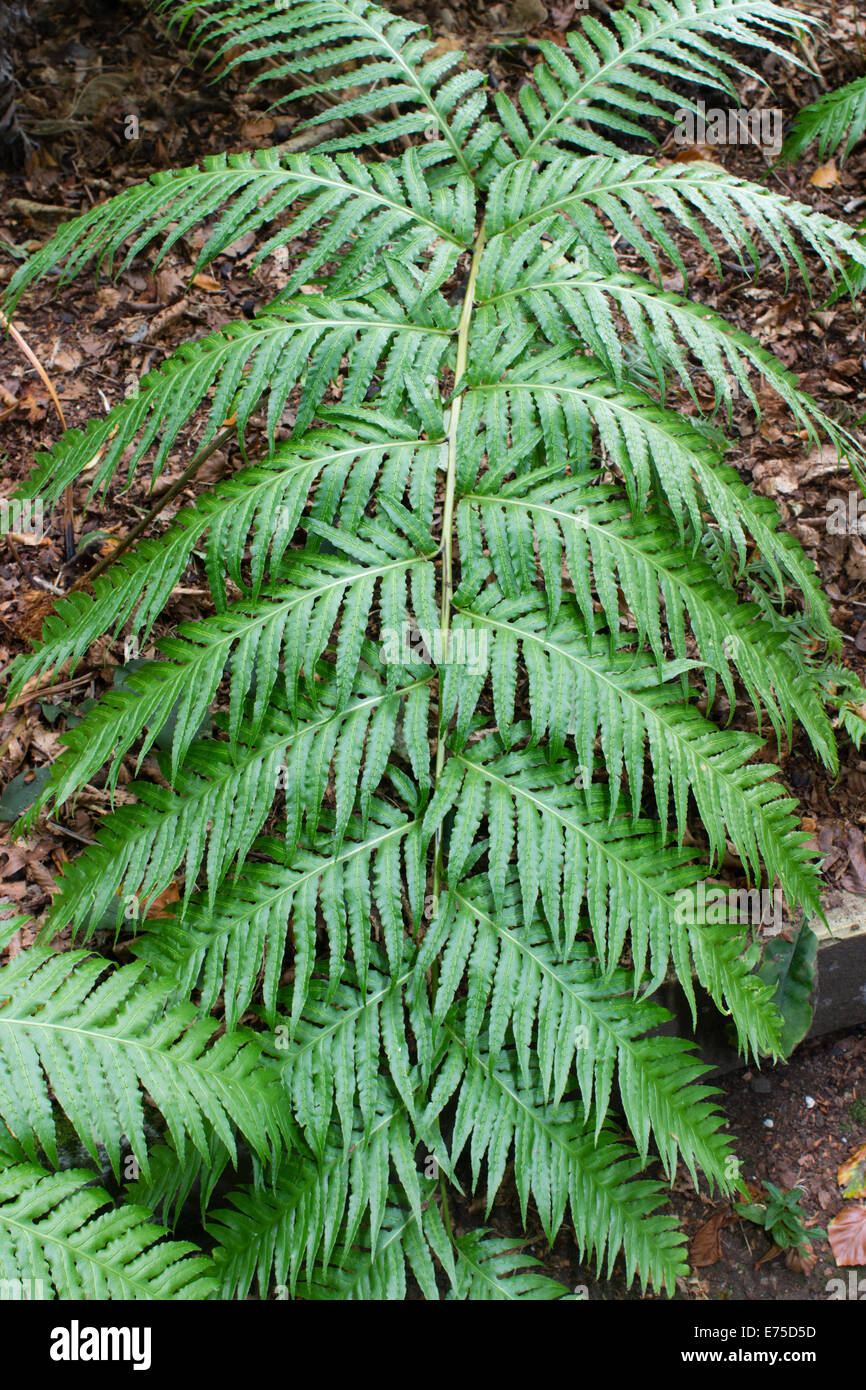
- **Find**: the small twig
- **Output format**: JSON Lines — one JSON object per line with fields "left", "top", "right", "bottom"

{"left": 0, "top": 309, "right": 75, "bottom": 560}
{"left": 68, "top": 419, "right": 237, "bottom": 596}
{"left": 45, "top": 820, "right": 97, "bottom": 846}
{"left": 4, "top": 672, "right": 97, "bottom": 713}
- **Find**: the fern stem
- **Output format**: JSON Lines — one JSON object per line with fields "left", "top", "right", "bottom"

{"left": 431, "top": 219, "right": 486, "bottom": 921}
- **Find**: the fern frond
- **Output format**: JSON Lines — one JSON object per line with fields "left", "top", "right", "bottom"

{"left": 423, "top": 872, "right": 736, "bottom": 1186}
{"left": 5, "top": 417, "right": 437, "bottom": 701}
{"left": 780, "top": 75, "right": 866, "bottom": 166}
{"left": 0, "top": 947, "right": 289, "bottom": 1176}
{"left": 208, "top": 1086, "right": 449, "bottom": 1297}
{"left": 2, "top": 0, "right": 859, "bottom": 1301}
{"left": 157, "top": 0, "right": 503, "bottom": 172}
{"left": 478, "top": 239, "right": 848, "bottom": 446}
{"left": 425, "top": 731, "right": 701, "bottom": 990}
{"left": 431, "top": 1029, "right": 689, "bottom": 1292}
{"left": 3, "top": 147, "right": 474, "bottom": 319}
{"left": 487, "top": 156, "right": 866, "bottom": 294}
{"left": 447, "top": 1229, "right": 569, "bottom": 1300}
{"left": 22, "top": 534, "right": 433, "bottom": 814}
{"left": 459, "top": 465, "right": 834, "bottom": 691}
{"left": 462, "top": 362, "right": 842, "bottom": 762}
{"left": 453, "top": 584, "right": 821, "bottom": 912}
{"left": 45, "top": 670, "right": 431, "bottom": 937}
{"left": 133, "top": 798, "right": 424, "bottom": 1029}
{"left": 15, "top": 291, "right": 451, "bottom": 509}
{"left": 495, "top": 0, "right": 810, "bottom": 160}
{"left": 0, "top": 1160, "right": 216, "bottom": 1299}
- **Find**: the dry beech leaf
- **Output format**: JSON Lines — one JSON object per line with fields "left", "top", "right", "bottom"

{"left": 810, "top": 159, "right": 839, "bottom": 188}
{"left": 838, "top": 1144, "right": 866, "bottom": 1200}
{"left": 145, "top": 882, "right": 180, "bottom": 919}
{"left": 828, "top": 1206, "right": 866, "bottom": 1266}
{"left": 670, "top": 146, "right": 726, "bottom": 172}
{"left": 689, "top": 1206, "right": 730, "bottom": 1267}
{"left": 191, "top": 272, "right": 221, "bottom": 293}
{"left": 241, "top": 116, "right": 275, "bottom": 140}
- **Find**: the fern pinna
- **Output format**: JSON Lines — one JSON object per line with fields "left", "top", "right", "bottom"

{"left": 1, "top": 0, "right": 865, "bottom": 1300}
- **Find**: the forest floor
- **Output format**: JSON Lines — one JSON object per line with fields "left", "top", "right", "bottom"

{"left": 0, "top": 0, "right": 865, "bottom": 1300}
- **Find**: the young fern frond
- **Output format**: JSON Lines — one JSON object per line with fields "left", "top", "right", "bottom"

{"left": 2, "top": 0, "right": 862, "bottom": 1299}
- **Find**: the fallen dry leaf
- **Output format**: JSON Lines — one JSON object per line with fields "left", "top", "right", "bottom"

{"left": 755, "top": 1242, "right": 782, "bottom": 1266}
{"left": 670, "top": 146, "right": 726, "bottom": 172}
{"left": 52, "top": 347, "right": 82, "bottom": 373}
{"left": 810, "top": 159, "right": 839, "bottom": 188}
{"left": 689, "top": 1206, "right": 730, "bottom": 1267}
{"left": 155, "top": 266, "right": 185, "bottom": 305}
{"left": 145, "top": 882, "right": 180, "bottom": 919}
{"left": 828, "top": 1206, "right": 866, "bottom": 1266}
{"left": 191, "top": 272, "right": 221, "bottom": 293}
{"left": 838, "top": 1144, "right": 866, "bottom": 1200}
{"left": 241, "top": 116, "right": 275, "bottom": 140}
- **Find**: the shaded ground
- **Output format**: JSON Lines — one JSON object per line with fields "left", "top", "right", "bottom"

{"left": 0, "top": 0, "right": 865, "bottom": 1299}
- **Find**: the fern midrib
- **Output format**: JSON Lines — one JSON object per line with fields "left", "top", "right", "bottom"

{"left": 431, "top": 218, "right": 486, "bottom": 917}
